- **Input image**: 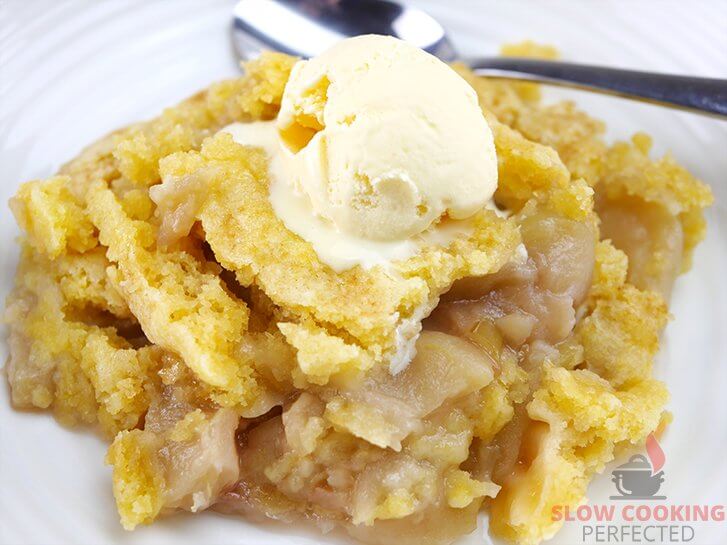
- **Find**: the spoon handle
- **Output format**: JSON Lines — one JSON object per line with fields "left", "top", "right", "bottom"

{"left": 468, "top": 58, "right": 727, "bottom": 118}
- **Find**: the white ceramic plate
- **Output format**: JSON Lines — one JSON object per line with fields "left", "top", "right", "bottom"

{"left": 1, "top": 1, "right": 726, "bottom": 544}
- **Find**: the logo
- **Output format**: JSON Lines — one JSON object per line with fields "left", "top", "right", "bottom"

{"left": 610, "top": 433, "right": 666, "bottom": 500}
{"left": 551, "top": 432, "right": 726, "bottom": 543}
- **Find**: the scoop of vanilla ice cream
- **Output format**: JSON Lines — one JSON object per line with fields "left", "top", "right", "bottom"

{"left": 276, "top": 34, "right": 498, "bottom": 242}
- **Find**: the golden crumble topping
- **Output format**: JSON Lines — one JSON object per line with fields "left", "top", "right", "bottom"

{"left": 4, "top": 43, "right": 712, "bottom": 545}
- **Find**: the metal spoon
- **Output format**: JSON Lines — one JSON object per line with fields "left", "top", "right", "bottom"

{"left": 232, "top": 0, "right": 727, "bottom": 118}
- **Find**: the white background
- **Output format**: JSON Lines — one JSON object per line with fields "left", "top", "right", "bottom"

{"left": 1, "top": 1, "right": 726, "bottom": 544}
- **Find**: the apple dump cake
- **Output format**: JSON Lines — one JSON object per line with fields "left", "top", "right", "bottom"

{"left": 4, "top": 35, "right": 713, "bottom": 545}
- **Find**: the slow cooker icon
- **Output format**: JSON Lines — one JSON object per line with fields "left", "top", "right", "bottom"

{"left": 610, "top": 454, "right": 666, "bottom": 500}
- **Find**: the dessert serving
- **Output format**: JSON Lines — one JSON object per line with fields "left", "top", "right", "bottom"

{"left": 4, "top": 35, "right": 713, "bottom": 545}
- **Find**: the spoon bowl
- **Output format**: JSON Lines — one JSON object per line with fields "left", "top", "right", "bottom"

{"left": 232, "top": 0, "right": 455, "bottom": 61}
